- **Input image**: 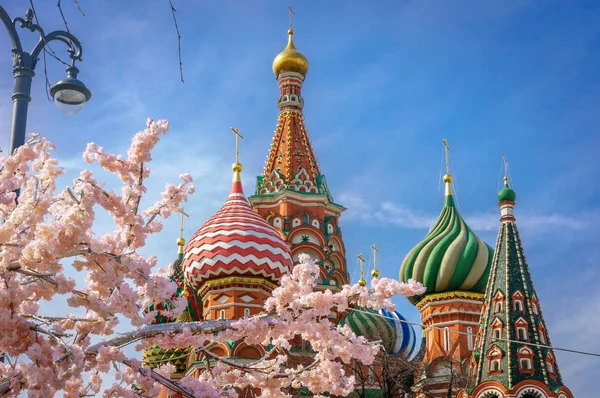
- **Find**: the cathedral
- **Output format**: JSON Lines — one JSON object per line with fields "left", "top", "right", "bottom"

{"left": 142, "top": 12, "right": 573, "bottom": 398}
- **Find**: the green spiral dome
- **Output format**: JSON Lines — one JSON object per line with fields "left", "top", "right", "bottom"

{"left": 400, "top": 190, "right": 493, "bottom": 304}
{"left": 337, "top": 306, "right": 396, "bottom": 353}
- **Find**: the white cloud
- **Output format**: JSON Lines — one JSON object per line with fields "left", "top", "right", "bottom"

{"left": 339, "top": 193, "right": 436, "bottom": 229}
{"left": 340, "top": 192, "right": 600, "bottom": 234}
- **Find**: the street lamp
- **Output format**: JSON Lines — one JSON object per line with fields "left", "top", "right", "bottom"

{"left": 0, "top": 7, "right": 91, "bottom": 155}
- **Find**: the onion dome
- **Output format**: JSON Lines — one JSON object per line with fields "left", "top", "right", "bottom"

{"left": 273, "top": 29, "right": 309, "bottom": 77}
{"left": 338, "top": 306, "right": 396, "bottom": 353}
{"left": 497, "top": 176, "right": 517, "bottom": 203}
{"left": 378, "top": 309, "right": 419, "bottom": 359}
{"left": 400, "top": 173, "right": 493, "bottom": 304}
{"left": 142, "top": 345, "right": 189, "bottom": 373}
{"left": 142, "top": 243, "right": 199, "bottom": 374}
{"left": 183, "top": 162, "right": 293, "bottom": 290}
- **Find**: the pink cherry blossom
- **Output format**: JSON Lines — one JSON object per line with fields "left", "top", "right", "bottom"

{"left": 0, "top": 120, "right": 425, "bottom": 397}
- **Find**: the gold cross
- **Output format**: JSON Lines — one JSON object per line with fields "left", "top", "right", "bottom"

{"left": 371, "top": 244, "right": 380, "bottom": 278}
{"left": 287, "top": 5, "right": 295, "bottom": 29}
{"left": 442, "top": 138, "right": 450, "bottom": 174}
{"left": 357, "top": 253, "right": 366, "bottom": 286}
{"left": 230, "top": 127, "right": 244, "bottom": 165}
{"left": 179, "top": 208, "right": 189, "bottom": 240}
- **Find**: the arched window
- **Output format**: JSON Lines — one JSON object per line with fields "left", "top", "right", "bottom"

{"left": 520, "top": 358, "right": 531, "bottom": 370}
{"left": 467, "top": 326, "right": 474, "bottom": 351}
{"left": 512, "top": 290, "right": 524, "bottom": 312}
{"left": 532, "top": 302, "right": 539, "bottom": 314}
{"left": 219, "top": 309, "right": 225, "bottom": 320}
{"left": 546, "top": 352, "right": 556, "bottom": 375}
{"left": 517, "top": 327, "right": 528, "bottom": 341}
{"left": 444, "top": 327, "right": 450, "bottom": 351}
{"left": 490, "top": 359, "right": 500, "bottom": 372}
{"left": 244, "top": 308, "right": 250, "bottom": 318}
{"left": 515, "top": 300, "right": 523, "bottom": 311}
{"left": 538, "top": 324, "right": 547, "bottom": 345}
{"left": 486, "top": 345, "right": 503, "bottom": 375}
{"left": 493, "top": 328, "right": 501, "bottom": 340}
{"left": 517, "top": 346, "right": 534, "bottom": 374}
{"left": 494, "top": 301, "right": 503, "bottom": 313}
{"left": 327, "top": 224, "right": 334, "bottom": 234}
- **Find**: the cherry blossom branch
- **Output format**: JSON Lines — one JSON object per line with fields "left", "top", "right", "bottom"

{"left": 85, "top": 320, "right": 240, "bottom": 354}
{"left": 121, "top": 358, "right": 195, "bottom": 398}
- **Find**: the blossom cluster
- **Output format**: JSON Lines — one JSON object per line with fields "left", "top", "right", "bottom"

{"left": 0, "top": 119, "right": 193, "bottom": 397}
{"left": 138, "top": 254, "right": 425, "bottom": 397}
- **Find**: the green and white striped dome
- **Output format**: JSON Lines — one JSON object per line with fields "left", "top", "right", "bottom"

{"left": 400, "top": 175, "right": 493, "bottom": 304}
{"left": 337, "top": 306, "right": 396, "bottom": 353}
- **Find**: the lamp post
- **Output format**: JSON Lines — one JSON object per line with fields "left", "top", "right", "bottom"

{"left": 0, "top": 7, "right": 91, "bottom": 155}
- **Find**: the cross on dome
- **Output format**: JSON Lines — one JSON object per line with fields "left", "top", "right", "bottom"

{"left": 371, "top": 244, "right": 380, "bottom": 278}
{"left": 287, "top": 5, "right": 294, "bottom": 30}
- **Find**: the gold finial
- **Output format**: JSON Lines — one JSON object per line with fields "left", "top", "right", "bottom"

{"left": 287, "top": 5, "right": 295, "bottom": 32}
{"left": 230, "top": 127, "right": 244, "bottom": 181}
{"left": 177, "top": 208, "right": 189, "bottom": 254}
{"left": 272, "top": 5, "right": 309, "bottom": 77}
{"left": 358, "top": 253, "right": 366, "bottom": 287}
{"left": 371, "top": 244, "right": 380, "bottom": 278}
{"left": 442, "top": 139, "right": 453, "bottom": 196}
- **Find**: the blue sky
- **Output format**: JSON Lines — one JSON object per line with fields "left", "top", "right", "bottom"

{"left": 0, "top": 1, "right": 598, "bottom": 395}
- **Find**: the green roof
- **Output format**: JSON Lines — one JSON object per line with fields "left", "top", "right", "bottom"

{"left": 400, "top": 193, "right": 493, "bottom": 302}
{"left": 497, "top": 181, "right": 516, "bottom": 203}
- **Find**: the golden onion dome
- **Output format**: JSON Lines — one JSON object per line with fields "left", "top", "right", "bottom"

{"left": 272, "top": 29, "right": 309, "bottom": 77}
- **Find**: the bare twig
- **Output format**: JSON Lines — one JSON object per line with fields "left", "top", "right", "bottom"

{"left": 167, "top": 0, "right": 184, "bottom": 82}
{"left": 28, "top": 0, "right": 69, "bottom": 102}
{"left": 73, "top": 0, "right": 85, "bottom": 16}
{"left": 56, "top": 0, "right": 71, "bottom": 33}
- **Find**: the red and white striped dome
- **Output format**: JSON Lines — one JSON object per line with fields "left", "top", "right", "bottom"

{"left": 183, "top": 169, "right": 293, "bottom": 290}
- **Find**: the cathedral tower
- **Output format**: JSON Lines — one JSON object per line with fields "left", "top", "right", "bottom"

{"left": 458, "top": 177, "right": 573, "bottom": 398}
{"left": 400, "top": 142, "right": 493, "bottom": 397}
{"left": 249, "top": 14, "right": 349, "bottom": 289}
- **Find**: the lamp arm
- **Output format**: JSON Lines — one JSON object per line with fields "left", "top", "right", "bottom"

{"left": 31, "top": 30, "right": 83, "bottom": 62}
{"left": 0, "top": 6, "right": 24, "bottom": 54}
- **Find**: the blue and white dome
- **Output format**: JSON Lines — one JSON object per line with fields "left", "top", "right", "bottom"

{"left": 378, "top": 309, "right": 420, "bottom": 359}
